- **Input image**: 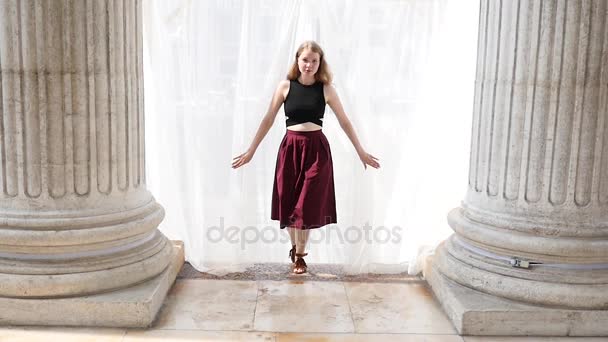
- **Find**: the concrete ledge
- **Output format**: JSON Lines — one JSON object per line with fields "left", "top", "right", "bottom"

{"left": 0, "top": 241, "right": 184, "bottom": 328}
{"left": 424, "top": 254, "right": 608, "bottom": 336}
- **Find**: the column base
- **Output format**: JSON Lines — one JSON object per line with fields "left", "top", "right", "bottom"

{"left": 0, "top": 241, "right": 184, "bottom": 328}
{"left": 424, "top": 254, "right": 608, "bottom": 336}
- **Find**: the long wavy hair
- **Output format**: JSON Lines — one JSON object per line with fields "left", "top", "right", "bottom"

{"left": 286, "top": 41, "right": 333, "bottom": 84}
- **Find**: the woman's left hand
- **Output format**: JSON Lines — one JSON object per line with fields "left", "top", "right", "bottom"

{"left": 359, "top": 151, "right": 380, "bottom": 170}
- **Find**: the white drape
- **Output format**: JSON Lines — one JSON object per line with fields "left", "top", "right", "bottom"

{"left": 143, "top": 0, "right": 479, "bottom": 275}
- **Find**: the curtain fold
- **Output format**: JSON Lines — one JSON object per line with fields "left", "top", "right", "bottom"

{"left": 143, "top": 0, "right": 479, "bottom": 275}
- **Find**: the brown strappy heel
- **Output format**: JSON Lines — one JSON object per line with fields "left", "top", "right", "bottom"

{"left": 288, "top": 245, "right": 296, "bottom": 264}
{"left": 292, "top": 253, "right": 308, "bottom": 274}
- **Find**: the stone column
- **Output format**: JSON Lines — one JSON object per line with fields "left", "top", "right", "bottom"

{"left": 426, "top": 0, "right": 608, "bottom": 336}
{"left": 0, "top": 0, "right": 183, "bottom": 326}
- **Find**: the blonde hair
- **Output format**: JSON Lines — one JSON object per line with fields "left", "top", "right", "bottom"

{"left": 286, "top": 41, "right": 333, "bottom": 84}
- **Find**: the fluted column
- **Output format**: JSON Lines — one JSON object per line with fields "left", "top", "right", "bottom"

{"left": 0, "top": 0, "right": 173, "bottom": 298}
{"left": 431, "top": 0, "right": 608, "bottom": 311}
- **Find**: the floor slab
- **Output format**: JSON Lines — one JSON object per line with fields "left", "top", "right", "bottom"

{"left": 153, "top": 279, "right": 258, "bottom": 330}
{"left": 463, "top": 338, "right": 608, "bottom": 342}
{"left": 124, "top": 329, "right": 276, "bottom": 341}
{"left": 0, "top": 327, "right": 126, "bottom": 342}
{"left": 254, "top": 280, "right": 354, "bottom": 333}
{"left": 277, "top": 332, "right": 464, "bottom": 342}
{"left": 345, "top": 282, "right": 457, "bottom": 334}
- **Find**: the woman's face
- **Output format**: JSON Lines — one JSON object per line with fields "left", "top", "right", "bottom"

{"left": 297, "top": 49, "right": 321, "bottom": 76}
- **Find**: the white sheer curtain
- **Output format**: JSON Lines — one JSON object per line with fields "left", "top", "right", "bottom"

{"left": 142, "top": 0, "right": 479, "bottom": 275}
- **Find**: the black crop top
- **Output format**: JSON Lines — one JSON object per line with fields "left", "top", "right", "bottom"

{"left": 283, "top": 79, "right": 326, "bottom": 127}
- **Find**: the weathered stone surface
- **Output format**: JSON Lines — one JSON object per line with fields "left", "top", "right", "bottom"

{"left": 0, "top": 241, "right": 184, "bottom": 328}
{"left": 0, "top": 0, "right": 181, "bottom": 328}
{"left": 428, "top": 0, "right": 608, "bottom": 335}
{"left": 0, "top": 0, "right": 174, "bottom": 299}
{"left": 425, "top": 253, "right": 608, "bottom": 336}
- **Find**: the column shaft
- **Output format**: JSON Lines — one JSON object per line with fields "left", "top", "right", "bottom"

{"left": 0, "top": 0, "right": 172, "bottom": 298}
{"left": 435, "top": 0, "right": 608, "bottom": 310}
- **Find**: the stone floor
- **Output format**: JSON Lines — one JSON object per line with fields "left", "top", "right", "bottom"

{"left": 0, "top": 263, "right": 606, "bottom": 341}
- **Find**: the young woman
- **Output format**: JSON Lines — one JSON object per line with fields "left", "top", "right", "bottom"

{"left": 232, "top": 41, "right": 380, "bottom": 274}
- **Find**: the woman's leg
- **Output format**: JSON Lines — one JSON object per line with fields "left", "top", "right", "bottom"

{"left": 287, "top": 227, "right": 297, "bottom": 246}
{"left": 292, "top": 228, "right": 310, "bottom": 273}
{"left": 295, "top": 228, "right": 311, "bottom": 255}
{"left": 287, "top": 227, "right": 297, "bottom": 263}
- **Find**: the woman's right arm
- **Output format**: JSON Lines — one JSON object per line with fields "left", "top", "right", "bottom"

{"left": 232, "top": 80, "right": 288, "bottom": 169}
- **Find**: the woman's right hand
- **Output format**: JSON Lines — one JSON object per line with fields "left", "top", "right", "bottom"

{"left": 358, "top": 150, "right": 380, "bottom": 170}
{"left": 232, "top": 149, "right": 254, "bottom": 169}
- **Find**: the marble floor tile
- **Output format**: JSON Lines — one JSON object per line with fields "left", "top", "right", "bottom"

{"left": 277, "top": 332, "right": 464, "bottom": 341}
{"left": 464, "top": 337, "right": 608, "bottom": 342}
{"left": 345, "top": 282, "right": 456, "bottom": 334}
{"left": 254, "top": 280, "right": 354, "bottom": 333}
{"left": 153, "top": 279, "right": 258, "bottom": 330}
{"left": 0, "top": 327, "right": 125, "bottom": 342}
{"left": 124, "top": 329, "right": 277, "bottom": 341}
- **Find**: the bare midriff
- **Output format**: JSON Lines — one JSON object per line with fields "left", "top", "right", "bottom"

{"left": 286, "top": 122, "right": 323, "bottom": 131}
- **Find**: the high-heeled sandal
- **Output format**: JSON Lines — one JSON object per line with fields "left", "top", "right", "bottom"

{"left": 288, "top": 245, "right": 296, "bottom": 264}
{"left": 292, "top": 253, "right": 308, "bottom": 274}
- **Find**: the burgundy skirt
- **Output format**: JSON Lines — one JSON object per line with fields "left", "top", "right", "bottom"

{"left": 271, "top": 129, "right": 337, "bottom": 230}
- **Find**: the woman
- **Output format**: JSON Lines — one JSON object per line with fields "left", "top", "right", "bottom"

{"left": 232, "top": 41, "right": 380, "bottom": 274}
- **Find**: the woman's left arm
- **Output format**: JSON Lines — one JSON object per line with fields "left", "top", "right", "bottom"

{"left": 325, "top": 84, "right": 380, "bottom": 170}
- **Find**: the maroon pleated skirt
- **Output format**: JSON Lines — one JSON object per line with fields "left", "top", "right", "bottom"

{"left": 271, "top": 129, "right": 337, "bottom": 230}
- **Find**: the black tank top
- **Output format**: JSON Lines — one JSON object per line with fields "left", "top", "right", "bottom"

{"left": 283, "top": 79, "right": 326, "bottom": 127}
